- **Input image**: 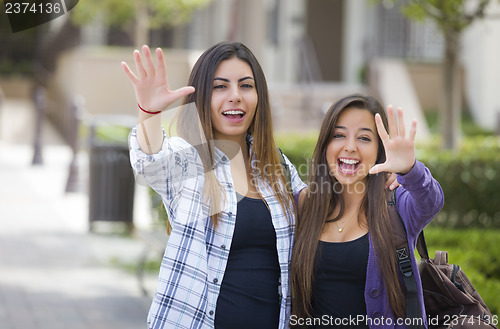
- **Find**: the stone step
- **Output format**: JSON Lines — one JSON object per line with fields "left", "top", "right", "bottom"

{"left": 269, "top": 82, "right": 368, "bottom": 132}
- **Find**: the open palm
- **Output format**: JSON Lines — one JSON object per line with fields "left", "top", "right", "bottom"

{"left": 121, "top": 45, "right": 195, "bottom": 113}
{"left": 369, "top": 106, "right": 417, "bottom": 175}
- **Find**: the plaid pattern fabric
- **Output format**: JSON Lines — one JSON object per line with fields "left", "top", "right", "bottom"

{"left": 130, "top": 128, "right": 306, "bottom": 329}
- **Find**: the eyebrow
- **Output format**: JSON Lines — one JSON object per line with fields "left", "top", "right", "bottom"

{"left": 335, "top": 125, "right": 375, "bottom": 134}
{"left": 214, "top": 76, "right": 254, "bottom": 83}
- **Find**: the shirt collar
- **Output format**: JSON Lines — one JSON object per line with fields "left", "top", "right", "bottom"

{"left": 212, "top": 134, "right": 254, "bottom": 165}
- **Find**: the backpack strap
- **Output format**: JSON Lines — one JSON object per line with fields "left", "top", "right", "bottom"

{"left": 386, "top": 189, "right": 425, "bottom": 329}
{"left": 416, "top": 229, "right": 430, "bottom": 261}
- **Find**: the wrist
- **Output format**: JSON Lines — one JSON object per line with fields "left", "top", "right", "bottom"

{"left": 138, "top": 103, "right": 161, "bottom": 115}
{"left": 399, "top": 158, "right": 416, "bottom": 175}
{"left": 398, "top": 159, "right": 419, "bottom": 177}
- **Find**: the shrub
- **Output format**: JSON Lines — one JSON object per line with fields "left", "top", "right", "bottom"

{"left": 423, "top": 226, "right": 500, "bottom": 315}
{"left": 275, "top": 132, "right": 317, "bottom": 181}
{"left": 417, "top": 136, "right": 500, "bottom": 228}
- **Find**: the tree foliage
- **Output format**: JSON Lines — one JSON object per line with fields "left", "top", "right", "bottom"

{"left": 72, "top": 0, "right": 213, "bottom": 29}
{"left": 398, "top": 0, "right": 490, "bottom": 33}
{"left": 71, "top": 0, "right": 213, "bottom": 46}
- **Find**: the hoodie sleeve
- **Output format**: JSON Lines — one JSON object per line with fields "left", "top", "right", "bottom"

{"left": 395, "top": 160, "right": 445, "bottom": 239}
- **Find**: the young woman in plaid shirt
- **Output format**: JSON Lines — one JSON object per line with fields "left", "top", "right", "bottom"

{"left": 122, "top": 42, "right": 306, "bottom": 329}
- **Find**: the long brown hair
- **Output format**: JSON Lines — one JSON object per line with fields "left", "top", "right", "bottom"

{"left": 290, "top": 94, "right": 405, "bottom": 318}
{"left": 174, "top": 42, "right": 295, "bottom": 227}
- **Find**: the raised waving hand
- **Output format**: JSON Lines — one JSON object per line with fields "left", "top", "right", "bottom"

{"left": 369, "top": 106, "right": 417, "bottom": 175}
{"left": 121, "top": 45, "right": 195, "bottom": 113}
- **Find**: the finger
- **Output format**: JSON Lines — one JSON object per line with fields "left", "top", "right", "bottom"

{"left": 171, "top": 86, "right": 196, "bottom": 100}
{"left": 133, "top": 49, "right": 147, "bottom": 79}
{"left": 408, "top": 119, "right": 417, "bottom": 142}
{"left": 155, "top": 48, "right": 167, "bottom": 77}
{"left": 385, "top": 180, "right": 396, "bottom": 190}
{"left": 121, "top": 61, "right": 139, "bottom": 84}
{"left": 387, "top": 105, "right": 398, "bottom": 137}
{"left": 369, "top": 163, "right": 387, "bottom": 175}
{"left": 385, "top": 173, "right": 395, "bottom": 189}
{"left": 397, "top": 107, "right": 406, "bottom": 138}
{"left": 374, "top": 113, "right": 389, "bottom": 142}
{"left": 389, "top": 175, "right": 400, "bottom": 190}
{"left": 142, "top": 45, "right": 155, "bottom": 77}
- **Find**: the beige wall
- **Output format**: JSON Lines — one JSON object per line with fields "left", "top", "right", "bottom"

{"left": 406, "top": 63, "right": 443, "bottom": 112}
{"left": 0, "top": 77, "right": 32, "bottom": 99}
{"left": 406, "top": 62, "right": 466, "bottom": 112}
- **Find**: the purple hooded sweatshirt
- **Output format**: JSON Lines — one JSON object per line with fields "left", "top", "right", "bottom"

{"left": 364, "top": 160, "right": 444, "bottom": 329}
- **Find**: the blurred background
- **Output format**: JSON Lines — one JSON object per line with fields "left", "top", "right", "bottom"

{"left": 1, "top": 0, "right": 499, "bottom": 327}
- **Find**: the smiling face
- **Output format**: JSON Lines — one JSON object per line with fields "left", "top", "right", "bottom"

{"left": 210, "top": 57, "right": 258, "bottom": 143}
{"left": 326, "top": 107, "right": 379, "bottom": 189}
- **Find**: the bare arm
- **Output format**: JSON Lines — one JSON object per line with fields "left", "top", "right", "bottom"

{"left": 121, "top": 45, "right": 195, "bottom": 154}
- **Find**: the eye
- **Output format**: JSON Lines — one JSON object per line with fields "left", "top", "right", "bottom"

{"left": 241, "top": 83, "right": 254, "bottom": 89}
{"left": 359, "top": 136, "right": 371, "bottom": 142}
{"left": 332, "top": 133, "right": 344, "bottom": 139}
{"left": 213, "top": 84, "right": 226, "bottom": 89}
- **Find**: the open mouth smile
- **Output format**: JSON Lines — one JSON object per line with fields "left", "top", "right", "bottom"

{"left": 222, "top": 109, "right": 246, "bottom": 123}
{"left": 337, "top": 157, "right": 361, "bottom": 175}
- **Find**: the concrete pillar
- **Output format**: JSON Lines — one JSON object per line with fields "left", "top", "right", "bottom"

{"left": 239, "top": 0, "right": 267, "bottom": 61}
{"left": 342, "top": 0, "right": 369, "bottom": 83}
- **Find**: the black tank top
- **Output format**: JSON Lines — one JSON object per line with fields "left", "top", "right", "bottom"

{"left": 310, "top": 234, "right": 370, "bottom": 328}
{"left": 214, "top": 195, "right": 281, "bottom": 329}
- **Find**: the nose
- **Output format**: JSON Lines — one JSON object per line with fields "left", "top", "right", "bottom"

{"left": 229, "top": 86, "right": 242, "bottom": 103}
{"left": 344, "top": 137, "right": 357, "bottom": 152}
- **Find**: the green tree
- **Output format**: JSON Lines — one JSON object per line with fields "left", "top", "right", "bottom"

{"left": 72, "top": 0, "right": 213, "bottom": 47}
{"left": 380, "top": 0, "right": 492, "bottom": 150}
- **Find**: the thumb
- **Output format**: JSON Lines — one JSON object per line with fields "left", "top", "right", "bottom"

{"left": 369, "top": 163, "right": 387, "bottom": 175}
{"left": 172, "top": 86, "right": 195, "bottom": 99}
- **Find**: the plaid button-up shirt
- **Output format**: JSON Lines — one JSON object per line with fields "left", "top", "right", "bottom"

{"left": 130, "top": 129, "right": 306, "bottom": 329}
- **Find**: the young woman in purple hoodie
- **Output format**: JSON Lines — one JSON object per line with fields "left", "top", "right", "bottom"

{"left": 291, "top": 94, "right": 444, "bottom": 329}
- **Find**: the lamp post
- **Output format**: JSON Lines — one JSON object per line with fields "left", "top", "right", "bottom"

{"left": 65, "top": 95, "right": 85, "bottom": 193}
{"left": 32, "top": 85, "right": 46, "bottom": 165}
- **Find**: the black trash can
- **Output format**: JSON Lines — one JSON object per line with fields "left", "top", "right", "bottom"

{"left": 88, "top": 116, "right": 136, "bottom": 232}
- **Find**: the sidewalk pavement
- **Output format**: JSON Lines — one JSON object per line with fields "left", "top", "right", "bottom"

{"left": 0, "top": 99, "right": 159, "bottom": 329}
